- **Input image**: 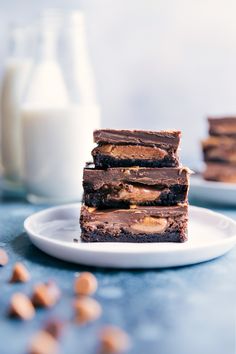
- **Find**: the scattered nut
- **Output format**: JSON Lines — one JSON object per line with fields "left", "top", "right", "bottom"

{"left": 74, "top": 272, "right": 98, "bottom": 296}
{"left": 9, "top": 292, "right": 35, "bottom": 320}
{"left": 0, "top": 248, "right": 8, "bottom": 266}
{"left": 74, "top": 297, "right": 102, "bottom": 324}
{"left": 9, "top": 262, "right": 30, "bottom": 283}
{"left": 44, "top": 319, "right": 65, "bottom": 339}
{"left": 99, "top": 326, "right": 131, "bottom": 353}
{"left": 28, "top": 330, "right": 59, "bottom": 354}
{"left": 32, "top": 281, "right": 61, "bottom": 308}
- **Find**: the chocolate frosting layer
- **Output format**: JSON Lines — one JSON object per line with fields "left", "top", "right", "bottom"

{"left": 208, "top": 117, "right": 236, "bottom": 124}
{"left": 81, "top": 204, "right": 188, "bottom": 222}
{"left": 83, "top": 167, "right": 190, "bottom": 190}
{"left": 93, "top": 129, "right": 181, "bottom": 148}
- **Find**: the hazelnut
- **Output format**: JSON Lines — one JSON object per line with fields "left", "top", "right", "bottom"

{"left": 99, "top": 326, "right": 131, "bottom": 353}
{"left": 74, "top": 297, "right": 102, "bottom": 324}
{"left": 74, "top": 272, "right": 98, "bottom": 296}
{"left": 32, "top": 281, "right": 61, "bottom": 308}
{"left": 9, "top": 293, "right": 35, "bottom": 320}
{"left": 28, "top": 331, "right": 58, "bottom": 354}
{"left": 9, "top": 262, "right": 30, "bottom": 283}
{"left": 0, "top": 248, "right": 8, "bottom": 266}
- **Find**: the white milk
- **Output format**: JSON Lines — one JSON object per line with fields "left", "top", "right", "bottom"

{"left": 22, "top": 105, "right": 100, "bottom": 202}
{"left": 20, "top": 11, "right": 100, "bottom": 202}
{"left": 1, "top": 58, "right": 32, "bottom": 181}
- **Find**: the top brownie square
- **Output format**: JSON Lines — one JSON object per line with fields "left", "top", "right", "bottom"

{"left": 92, "top": 129, "right": 181, "bottom": 168}
{"left": 208, "top": 117, "right": 236, "bottom": 137}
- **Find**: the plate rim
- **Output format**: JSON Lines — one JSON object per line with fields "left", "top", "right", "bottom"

{"left": 24, "top": 203, "right": 236, "bottom": 255}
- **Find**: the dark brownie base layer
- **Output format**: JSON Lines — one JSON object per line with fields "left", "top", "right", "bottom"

{"left": 92, "top": 154, "right": 179, "bottom": 168}
{"left": 83, "top": 166, "right": 190, "bottom": 208}
{"left": 83, "top": 184, "right": 188, "bottom": 208}
{"left": 80, "top": 204, "right": 188, "bottom": 243}
{"left": 81, "top": 231, "right": 185, "bottom": 243}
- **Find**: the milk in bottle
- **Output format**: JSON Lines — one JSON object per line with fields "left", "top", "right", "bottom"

{"left": 21, "top": 11, "right": 100, "bottom": 203}
{"left": 1, "top": 26, "right": 32, "bottom": 188}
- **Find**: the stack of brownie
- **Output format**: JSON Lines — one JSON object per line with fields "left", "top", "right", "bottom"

{"left": 202, "top": 117, "right": 236, "bottom": 182}
{"left": 80, "top": 129, "right": 190, "bottom": 243}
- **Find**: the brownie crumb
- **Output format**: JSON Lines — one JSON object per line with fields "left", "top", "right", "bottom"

{"left": 74, "top": 272, "right": 98, "bottom": 296}
{"left": 32, "top": 281, "right": 61, "bottom": 308}
{"left": 74, "top": 297, "right": 102, "bottom": 324}
{"left": 9, "top": 262, "right": 30, "bottom": 283}
{"left": 0, "top": 248, "right": 8, "bottom": 266}
{"left": 99, "top": 326, "right": 131, "bottom": 353}
{"left": 28, "top": 330, "right": 58, "bottom": 354}
{"left": 9, "top": 292, "right": 35, "bottom": 320}
{"left": 73, "top": 238, "right": 78, "bottom": 243}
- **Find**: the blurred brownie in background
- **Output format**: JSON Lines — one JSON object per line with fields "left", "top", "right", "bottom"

{"left": 208, "top": 117, "right": 236, "bottom": 137}
{"left": 202, "top": 136, "right": 236, "bottom": 164}
{"left": 203, "top": 163, "right": 236, "bottom": 183}
{"left": 202, "top": 117, "right": 236, "bottom": 182}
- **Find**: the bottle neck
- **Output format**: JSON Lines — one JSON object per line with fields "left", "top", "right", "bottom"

{"left": 66, "top": 11, "right": 98, "bottom": 105}
{"left": 37, "top": 10, "right": 62, "bottom": 62}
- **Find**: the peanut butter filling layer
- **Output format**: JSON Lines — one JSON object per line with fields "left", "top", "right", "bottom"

{"left": 204, "top": 173, "right": 236, "bottom": 183}
{"left": 85, "top": 214, "right": 169, "bottom": 234}
{"left": 202, "top": 136, "right": 236, "bottom": 146}
{"left": 81, "top": 205, "right": 188, "bottom": 238}
{"left": 110, "top": 185, "right": 162, "bottom": 204}
{"left": 207, "top": 150, "right": 236, "bottom": 162}
{"left": 218, "top": 176, "right": 236, "bottom": 183}
{"left": 131, "top": 216, "right": 168, "bottom": 233}
{"left": 95, "top": 144, "right": 168, "bottom": 160}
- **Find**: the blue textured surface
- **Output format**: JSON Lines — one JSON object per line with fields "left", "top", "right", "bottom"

{"left": 0, "top": 197, "right": 235, "bottom": 354}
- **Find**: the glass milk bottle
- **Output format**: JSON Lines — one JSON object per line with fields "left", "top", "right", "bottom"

{"left": 1, "top": 26, "right": 32, "bottom": 191}
{"left": 21, "top": 11, "right": 100, "bottom": 204}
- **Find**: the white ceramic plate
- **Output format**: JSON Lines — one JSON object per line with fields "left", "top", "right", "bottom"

{"left": 190, "top": 174, "right": 236, "bottom": 206}
{"left": 24, "top": 203, "right": 236, "bottom": 268}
